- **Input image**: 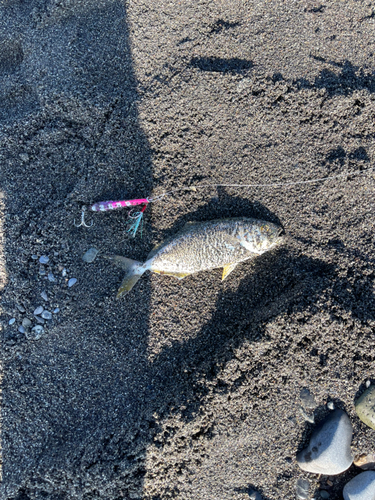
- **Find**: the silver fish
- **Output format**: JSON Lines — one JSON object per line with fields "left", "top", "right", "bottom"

{"left": 106, "top": 217, "right": 284, "bottom": 298}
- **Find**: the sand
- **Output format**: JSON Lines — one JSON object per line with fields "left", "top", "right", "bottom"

{"left": 1, "top": 1, "right": 375, "bottom": 499}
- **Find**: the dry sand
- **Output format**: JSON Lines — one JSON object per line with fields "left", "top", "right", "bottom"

{"left": 1, "top": 1, "right": 375, "bottom": 499}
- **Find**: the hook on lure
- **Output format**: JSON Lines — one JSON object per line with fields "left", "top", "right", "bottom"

{"left": 74, "top": 206, "right": 93, "bottom": 228}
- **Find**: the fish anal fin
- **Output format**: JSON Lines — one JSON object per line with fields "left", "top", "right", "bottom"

{"left": 153, "top": 270, "right": 191, "bottom": 280}
{"left": 222, "top": 263, "right": 238, "bottom": 281}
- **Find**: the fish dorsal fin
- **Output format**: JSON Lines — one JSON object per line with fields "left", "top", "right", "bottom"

{"left": 222, "top": 263, "right": 238, "bottom": 281}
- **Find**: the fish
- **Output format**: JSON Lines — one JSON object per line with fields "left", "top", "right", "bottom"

{"left": 106, "top": 217, "right": 284, "bottom": 298}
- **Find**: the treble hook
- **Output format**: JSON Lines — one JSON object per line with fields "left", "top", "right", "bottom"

{"left": 74, "top": 206, "right": 93, "bottom": 228}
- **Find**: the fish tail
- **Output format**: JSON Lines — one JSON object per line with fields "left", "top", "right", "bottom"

{"left": 103, "top": 255, "right": 146, "bottom": 298}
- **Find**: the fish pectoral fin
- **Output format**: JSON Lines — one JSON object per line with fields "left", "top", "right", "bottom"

{"left": 222, "top": 263, "right": 238, "bottom": 281}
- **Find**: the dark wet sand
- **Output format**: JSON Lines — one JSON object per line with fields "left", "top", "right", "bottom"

{"left": 1, "top": 1, "right": 375, "bottom": 499}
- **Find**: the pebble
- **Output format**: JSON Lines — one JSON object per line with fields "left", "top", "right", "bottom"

{"left": 35, "top": 316, "right": 45, "bottom": 324}
{"left": 320, "top": 491, "right": 330, "bottom": 499}
{"left": 9, "top": 318, "right": 15, "bottom": 325}
{"left": 48, "top": 272, "right": 56, "bottom": 282}
{"left": 82, "top": 247, "right": 99, "bottom": 263}
{"left": 39, "top": 255, "right": 49, "bottom": 264}
{"left": 248, "top": 490, "right": 263, "bottom": 500}
{"left": 53, "top": 308, "right": 60, "bottom": 314}
{"left": 39, "top": 266, "right": 46, "bottom": 275}
{"left": 68, "top": 278, "right": 77, "bottom": 287}
{"left": 18, "top": 325, "right": 25, "bottom": 334}
{"left": 343, "top": 471, "right": 375, "bottom": 500}
{"left": 33, "top": 306, "right": 44, "bottom": 315}
{"left": 41, "top": 291, "right": 48, "bottom": 301}
{"left": 300, "top": 406, "right": 315, "bottom": 423}
{"left": 26, "top": 325, "right": 44, "bottom": 340}
{"left": 296, "top": 409, "right": 353, "bottom": 475}
{"left": 31, "top": 254, "right": 38, "bottom": 260}
{"left": 354, "top": 453, "right": 375, "bottom": 470}
{"left": 22, "top": 318, "right": 32, "bottom": 328}
{"left": 41, "top": 310, "right": 52, "bottom": 320}
{"left": 62, "top": 268, "right": 67, "bottom": 277}
{"left": 16, "top": 304, "right": 26, "bottom": 313}
{"left": 355, "top": 385, "right": 375, "bottom": 430}
{"left": 327, "top": 402, "right": 335, "bottom": 410}
{"left": 296, "top": 478, "right": 310, "bottom": 500}
{"left": 366, "top": 380, "right": 371, "bottom": 388}
{"left": 236, "top": 77, "right": 251, "bottom": 93}
{"left": 300, "top": 388, "right": 316, "bottom": 409}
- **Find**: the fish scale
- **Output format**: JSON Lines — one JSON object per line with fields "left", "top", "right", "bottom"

{"left": 106, "top": 217, "right": 284, "bottom": 298}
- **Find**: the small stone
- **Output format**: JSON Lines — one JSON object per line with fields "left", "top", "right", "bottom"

{"left": 22, "top": 318, "right": 32, "bottom": 328}
{"left": 82, "top": 247, "right": 99, "bottom": 263}
{"left": 68, "top": 278, "right": 77, "bottom": 287}
{"left": 320, "top": 491, "right": 330, "bottom": 499}
{"left": 366, "top": 380, "right": 371, "bottom": 388}
{"left": 31, "top": 254, "right": 38, "bottom": 260}
{"left": 248, "top": 490, "right": 263, "bottom": 500}
{"left": 35, "top": 316, "right": 45, "bottom": 324}
{"left": 19, "top": 153, "right": 29, "bottom": 162}
{"left": 27, "top": 325, "right": 44, "bottom": 340}
{"left": 54, "top": 251, "right": 59, "bottom": 257}
{"left": 355, "top": 385, "right": 375, "bottom": 430}
{"left": 33, "top": 306, "right": 44, "bottom": 315}
{"left": 39, "top": 266, "right": 46, "bottom": 275}
{"left": 300, "top": 406, "right": 315, "bottom": 423}
{"left": 300, "top": 388, "right": 316, "bottom": 409}
{"left": 327, "top": 402, "right": 335, "bottom": 410}
{"left": 8, "top": 318, "right": 16, "bottom": 325}
{"left": 18, "top": 325, "right": 25, "bottom": 334}
{"left": 41, "top": 310, "right": 52, "bottom": 320}
{"left": 236, "top": 77, "right": 251, "bottom": 93}
{"left": 41, "top": 291, "right": 48, "bottom": 301}
{"left": 343, "top": 471, "right": 375, "bottom": 500}
{"left": 62, "top": 268, "right": 67, "bottom": 277}
{"left": 354, "top": 453, "right": 375, "bottom": 470}
{"left": 16, "top": 304, "right": 26, "bottom": 313}
{"left": 53, "top": 308, "right": 60, "bottom": 314}
{"left": 296, "top": 478, "right": 310, "bottom": 500}
{"left": 39, "top": 255, "right": 49, "bottom": 264}
{"left": 296, "top": 409, "right": 353, "bottom": 475}
{"left": 48, "top": 272, "right": 56, "bottom": 282}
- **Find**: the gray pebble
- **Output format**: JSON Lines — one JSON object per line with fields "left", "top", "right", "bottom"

{"left": 8, "top": 318, "right": 15, "bottom": 325}
{"left": 320, "top": 491, "right": 330, "bottom": 499}
{"left": 18, "top": 325, "right": 25, "bottom": 334}
{"left": 22, "top": 318, "right": 32, "bottom": 328}
{"left": 343, "top": 471, "right": 375, "bottom": 500}
{"left": 355, "top": 385, "right": 375, "bottom": 430}
{"left": 16, "top": 304, "right": 26, "bottom": 313}
{"left": 296, "top": 478, "right": 310, "bottom": 500}
{"left": 31, "top": 254, "right": 38, "bottom": 260}
{"left": 366, "top": 380, "right": 371, "bottom": 388}
{"left": 53, "top": 308, "right": 60, "bottom": 314}
{"left": 39, "top": 266, "right": 46, "bottom": 275}
{"left": 327, "top": 402, "right": 335, "bottom": 410}
{"left": 41, "top": 291, "right": 48, "bottom": 301}
{"left": 33, "top": 306, "right": 44, "bottom": 315}
{"left": 68, "top": 278, "right": 77, "bottom": 287}
{"left": 48, "top": 272, "right": 56, "bottom": 282}
{"left": 39, "top": 255, "right": 49, "bottom": 264}
{"left": 300, "top": 406, "right": 315, "bottom": 424}
{"left": 35, "top": 316, "right": 45, "bottom": 324}
{"left": 82, "top": 247, "right": 99, "bottom": 263}
{"left": 62, "top": 268, "right": 67, "bottom": 277}
{"left": 300, "top": 388, "right": 316, "bottom": 409}
{"left": 248, "top": 490, "right": 263, "bottom": 500}
{"left": 296, "top": 409, "right": 353, "bottom": 475}
{"left": 41, "top": 310, "right": 52, "bottom": 320}
{"left": 27, "top": 325, "right": 44, "bottom": 340}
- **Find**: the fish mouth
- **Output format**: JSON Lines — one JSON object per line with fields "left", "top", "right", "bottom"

{"left": 274, "top": 226, "right": 286, "bottom": 246}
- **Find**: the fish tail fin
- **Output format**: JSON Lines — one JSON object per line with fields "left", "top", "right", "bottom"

{"left": 103, "top": 255, "right": 145, "bottom": 298}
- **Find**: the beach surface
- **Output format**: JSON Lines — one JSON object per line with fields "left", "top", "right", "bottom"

{"left": 1, "top": 1, "right": 375, "bottom": 499}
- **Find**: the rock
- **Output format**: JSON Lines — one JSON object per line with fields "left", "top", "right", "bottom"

{"left": 296, "top": 409, "right": 353, "bottom": 475}
{"left": 248, "top": 490, "right": 263, "bottom": 500}
{"left": 26, "top": 325, "right": 44, "bottom": 340}
{"left": 343, "top": 471, "right": 375, "bottom": 500}
{"left": 300, "top": 406, "right": 315, "bottom": 423}
{"left": 355, "top": 385, "right": 375, "bottom": 430}
{"left": 33, "top": 306, "right": 43, "bottom": 315}
{"left": 39, "top": 255, "right": 49, "bottom": 264}
{"left": 22, "top": 318, "right": 32, "bottom": 328}
{"left": 41, "top": 310, "right": 52, "bottom": 320}
{"left": 16, "top": 304, "right": 26, "bottom": 313}
{"left": 8, "top": 318, "right": 15, "bottom": 325}
{"left": 68, "top": 278, "right": 77, "bottom": 287}
{"left": 35, "top": 316, "right": 45, "bottom": 324}
{"left": 327, "top": 402, "right": 335, "bottom": 410}
{"left": 82, "top": 247, "right": 99, "bottom": 263}
{"left": 354, "top": 453, "right": 375, "bottom": 470}
{"left": 300, "top": 388, "right": 316, "bottom": 409}
{"left": 41, "top": 291, "right": 48, "bottom": 301}
{"left": 296, "top": 478, "right": 310, "bottom": 499}
{"left": 18, "top": 325, "right": 25, "bottom": 334}
{"left": 62, "top": 268, "right": 67, "bottom": 277}
{"left": 48, "top": 272, "right": 56, "bottom": 282}
{"left": 39, "top": 266, "right": 46, "bottom": 275}
{"left": 53, "top": 308, "right": 60, "bottom": 314}
{"left": 320, "top": 490, "right": 330, "bottom": 499}
{"left": 31, "top": 254, "right": 38, "bottom": 260}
